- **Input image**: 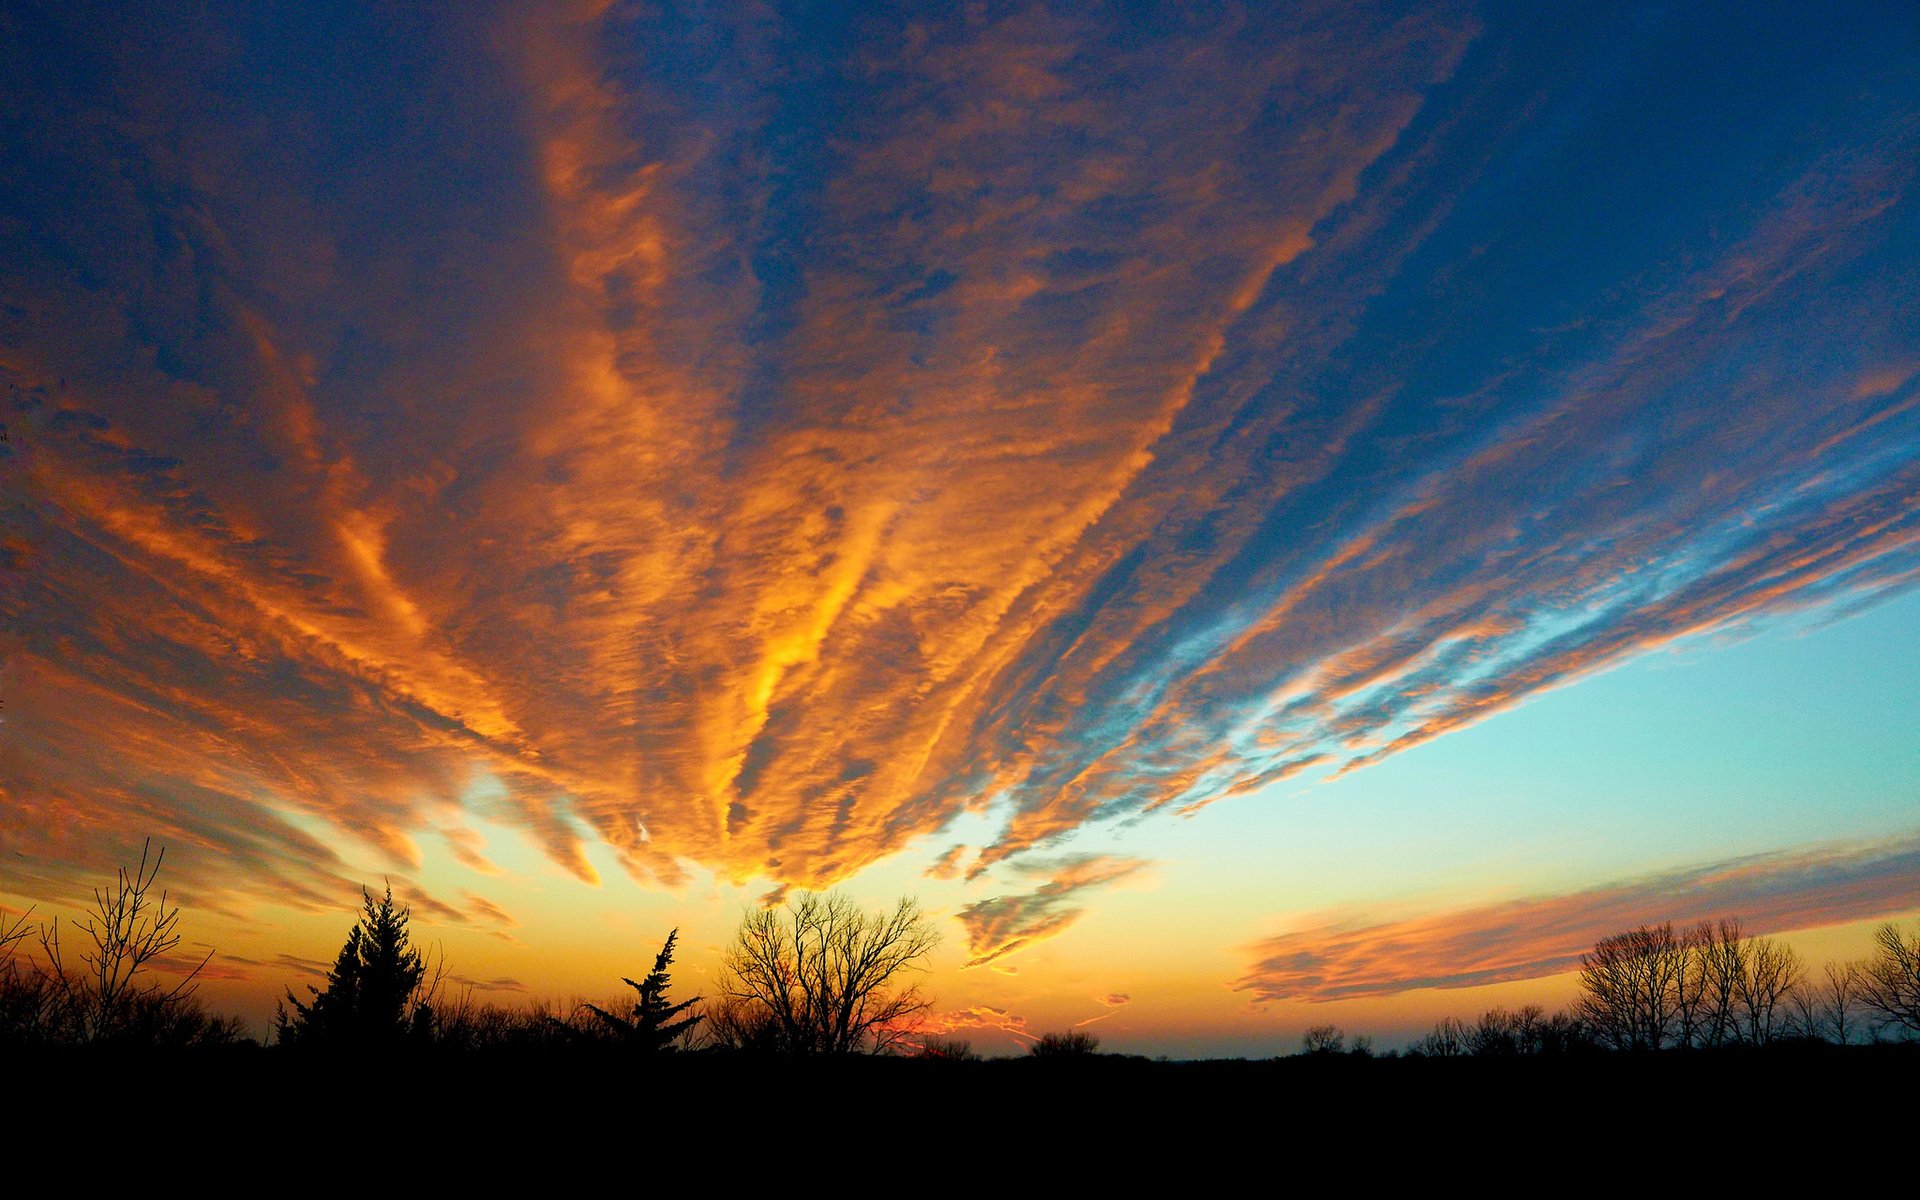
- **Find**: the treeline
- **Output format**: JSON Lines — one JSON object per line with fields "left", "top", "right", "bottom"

{"left": 0, "top": 843, "right": 951, "bottom": 1057}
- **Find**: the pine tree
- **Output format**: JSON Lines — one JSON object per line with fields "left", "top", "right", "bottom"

{"left": 278, "top": 885, "right": 433, "bottom": 1047}
{"left": 583, "top": 929, "right": 702, "bottom": 1051}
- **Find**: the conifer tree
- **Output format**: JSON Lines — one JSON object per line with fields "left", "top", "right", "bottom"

{"left": 278, "top": 885, "right": 433, "bottom": 1047}
{"left": 583, "top": 929, "right": 702, "bottom": 1051}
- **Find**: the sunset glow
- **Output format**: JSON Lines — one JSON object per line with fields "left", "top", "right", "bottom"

{"left": 3, "top": 1, "right": 1917, "bottom": 1054}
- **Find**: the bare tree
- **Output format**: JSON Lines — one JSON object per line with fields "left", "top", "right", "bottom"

{"left": 1736, "top": 935, "right": 1803, "bottom": 1046}
{"left": 1413, "top": 1016, "right": 1467, "bottom": 1058}
{"left": 1578, "top": 923, "right": 1690, "bottom": 1051}
{"left": 1583, "top": 917, "right": 1805, "bottom": 1050}
{"left": 1299, "top": 1023, "right": 1346, "bottom": 1055}
{"left": 1787, "top": 959, "right": 1861, "bottom": 1044}
{"left": 714, "top": 891, "right": 939, "bottom": 1055}
{"left": 1690, "top": 918, "right": 1746, "bottom": 1048}
{"left": 37, "top": 839, "right": 212, "bottom": 1044}
{"left": 1858, "top": 919, "right": 1920, "bottom": 1038}
{"left": 1466, "top": 1005, "right": 1547, "bottom": 1056}
{"left": 1817, "top": 961, "right": 1861, "bottom": 1045}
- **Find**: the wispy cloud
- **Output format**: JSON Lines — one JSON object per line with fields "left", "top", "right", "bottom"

{"left": 957, "top": 855, "right": 1150, "bottom": 967}
{"left": 1075, "top": 991, "right": 1132, "bottom": 1028}
{"left": 1234, "top": 836, "right": 1920, "bottom": 1003}
{"left": 446, "top": 973, "right": 529, "bottom": 996}
{"left": 924, "top": 1003, "right": 1033, "bottom": 1043}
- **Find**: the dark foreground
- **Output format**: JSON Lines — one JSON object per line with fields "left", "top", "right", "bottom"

{"left": 15, "top": 1041, "right": 1908, "bottom": 1173}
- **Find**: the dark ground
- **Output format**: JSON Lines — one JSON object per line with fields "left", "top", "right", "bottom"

{"left": 13, "top": 1041, "right": 1906, "bottom": 1177}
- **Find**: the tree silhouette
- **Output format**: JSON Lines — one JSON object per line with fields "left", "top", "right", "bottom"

{"left": 1577, "top": 923, "right": 1689, "bottom": 1051}
{"left": 1858, "top": 918, "right": 1920, "bottom": 1037}
{"left": 582, "top": 928, "right": 702, "bottom": 1051}
{"left": 0, "top": 904, "right": 49, "bottom": 1051}
{"left": 715, "top": 891, "right": 938, "bottom": 1055}
{"left": 1735, "top": 932, "right": 1803, "bottom": 1045}
{"left": 1300, "top": 1023, "right": 1347, "bottom": 1055}
{"left": 34, "top": 839, "right": 219, "bottom": 1045}
{"left": 1028, "top": 1030, "right": 1100, "bottom": 1058}
{"left": 1466, "top": 1005, "right": 1546, "bottom": 1056}
{"left": 1413, "top": 1016, "right": 1468, "bottom": 1057}
{"left": 1795, "top": 961, "right": 1862, "bottom": 1044}
{"left": 278, "top": 886, "right": 436, "bottom": 1047}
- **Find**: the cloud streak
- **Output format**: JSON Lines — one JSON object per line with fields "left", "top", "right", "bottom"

{"left": 1234, "top": 836, "right": 1920, "bottom": 1002}
{"left": 956, "top": 855, "right": 1150, "bottom": 968}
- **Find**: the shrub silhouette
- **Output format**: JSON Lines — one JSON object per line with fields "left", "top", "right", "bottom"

{"left": 580, "top": 928, "right": 702, "bottom": 1051}
{"left": 25, "top": 839, "right": 235, "bottom": 1048}
{"left": 1413, "top": 1005, "right": 1593, "bottom": 1057}
{"left": 916, "top": 1035, "right": 978, "bottom": 1062}
{"left": 700, "top": 992, "right": 787, "bottom": 1053}
{"left": 0, "top": 905, "right": 54, "bottom": 1050}
{"left": 1028, "top": 1030, "right": 1100, "bottom": 1058}
{"left": 278, "top": 885, "right": 435, "bottom": 1048}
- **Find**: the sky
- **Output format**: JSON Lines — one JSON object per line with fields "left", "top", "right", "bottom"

{"left": 2, "top": 0, "right": 1917, "bottom": 1055}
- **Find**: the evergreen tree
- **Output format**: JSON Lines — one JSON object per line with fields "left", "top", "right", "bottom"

{"left": 583, "top": 929, "right": 702, "bottom": 1051}
{"left": 278, "top": 886, "right": 433, "bottom": 1047}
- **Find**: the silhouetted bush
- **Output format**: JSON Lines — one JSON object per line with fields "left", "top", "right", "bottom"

{"left": 699, "top": 992, "right": 787, "bottom": 1053}
{"left": 916, "top": 1035, "right": 978, "bottom": 1062}
{"left": 427, "top": 995, "right": 584, "bottom": 1052}
{"left": 0, "top": 907, "right": 55, "bottom": 1050}
{"left": 1029, "top": 1030, "right": 1100, "bottom": 1058}
{"left": 1533, "top": 1011, "right": 1597, "bottom": 1055}
{"left": 1412, "top": 1006, "right": 1594, "bottom": 1058}
{"left": 5, "top": 840, "right": 241, "bottom": 1050}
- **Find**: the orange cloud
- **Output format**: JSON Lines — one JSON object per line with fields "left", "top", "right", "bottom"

{"left": 923, "top": 1003, "right": 1033, "bottom": 1043}
{"left": 957, "top": 855, "right": 1150, "bottom": 968}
